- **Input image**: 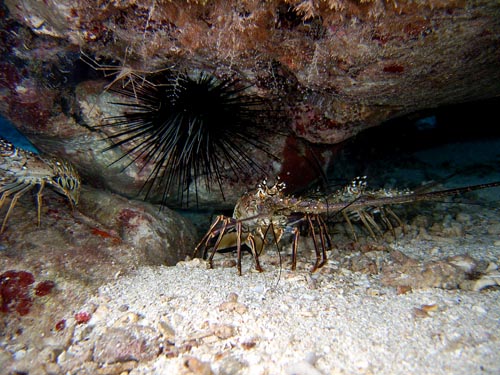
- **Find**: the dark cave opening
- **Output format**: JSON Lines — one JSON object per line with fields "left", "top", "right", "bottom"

{"left": 327, "top": 97, "right": 500, "bottom": 190}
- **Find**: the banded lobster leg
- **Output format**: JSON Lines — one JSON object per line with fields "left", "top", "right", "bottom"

{"left": 289, "top": 214, "right": 332, "bottom": 272}
{"left": 193, "top": 215, "right": 264, "bottom": 275}
{"left": 0, "top": 181, "right": 38, "bottom": 233}
{"left": 342, "top": 210, "right": 384, "bottom": 241}
{"left": 306, "top": 214, "right": 331, "bottom": 272}
{"left": 342, "top": 207, "right": 403, "bottom": 241}
{"left": 378, "top": 206, "right": 405, "bottom": 237}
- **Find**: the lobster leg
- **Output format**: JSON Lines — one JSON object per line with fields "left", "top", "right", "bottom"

{"left": 290, "top": 226, "right": 300, "bottom": 271}
{"left": 307, "top": 214, "right": 329, "bottom": 272}
{"left": 207, "top": 217, "right": 231, "bottom": 269}
{"left": 385, "top": 207, "right": 405, "bottom": 234}
{"left": 246, "top": 233, "right": 264, "bottom": 273}
{"left": 316, "top": 214, "right": 330, "bottom": 270}
{"left": 1, "top": 184, "right": 33, "bottom": 233}
{"left": 306, "top": 214, "right": 323, "bottom": 272}
{"left": 378, "top": 208, "right": 394, "bottom": 236}
{"left": 342, "top": 211, "right": 358, "bottom": 241}
{"left": 358, "top": 210, "right": 380, "bottom": 239}
{"left": 193, "top": 215, "right": 227, "bottom": 259}
{"left": 236, "top": 220, "right": 242, "bottom": 275}
{"left": 36, "top": 182, "right": 45, "bottom": 227}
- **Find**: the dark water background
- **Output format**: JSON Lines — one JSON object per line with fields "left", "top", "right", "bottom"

{"left": 326, "top": 97, "right": 500, "bottom": 193}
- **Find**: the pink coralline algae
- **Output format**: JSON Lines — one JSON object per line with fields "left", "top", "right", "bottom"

{"left": 75, "top": 311, "right": 91, "bottom": 324}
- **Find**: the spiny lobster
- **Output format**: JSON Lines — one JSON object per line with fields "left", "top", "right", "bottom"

{"left": 0, "top": 137, "right": 81, "bottom": 233}
{"left": 194, "top": 177, "right": 500, "bottom": 275}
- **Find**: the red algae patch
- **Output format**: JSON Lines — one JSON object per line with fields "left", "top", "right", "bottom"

{"left": 0, "top": 270, "right": 35, "bottom": 315}
{"left": 55, "top": 318, "right": 66, "bottom": 331}
{"left": 0, "top": 270, "right": 56, "bottom": 316}
{"left": 34, "top": 280, "right": 56, "bottom": 296}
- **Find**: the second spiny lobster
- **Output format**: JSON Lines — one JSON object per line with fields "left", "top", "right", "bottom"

{"left": 0, "top": 137, "right": 81, "bottom": 233}
{"left": 194, "top": 177, "right": 500, "bottom": 275}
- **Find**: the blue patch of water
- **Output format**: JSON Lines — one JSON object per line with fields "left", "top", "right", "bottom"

{"left": 414, "top": 115, "right": 437, "bottom": 131}
{"left": 0, "top": 115, "right": 39, "bottom": 153}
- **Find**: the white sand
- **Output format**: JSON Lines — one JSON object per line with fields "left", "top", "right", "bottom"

{"left": 80, "top": 232, "right": 500, "bottom": 375}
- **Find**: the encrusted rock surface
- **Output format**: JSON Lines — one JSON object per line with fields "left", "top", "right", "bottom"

{"left": 0, "top": 185, "right": 197, "bottom": 272}
{"left": 0, "top": 183, "right": 196, "bottom": 350}
{"left": 0, "top": 184, "right": 197, "bottom": 373}
{"left": 1, "top": 1, "right": 499, "bottom": 205}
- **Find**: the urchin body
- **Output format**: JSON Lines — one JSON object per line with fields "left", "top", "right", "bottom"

{"left": 101, "top": 70, "right": 274, "bottom": 206}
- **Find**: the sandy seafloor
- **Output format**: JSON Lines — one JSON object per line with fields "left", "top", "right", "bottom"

{"left": 73, "top": 197, "right": 500, "bottom": 375}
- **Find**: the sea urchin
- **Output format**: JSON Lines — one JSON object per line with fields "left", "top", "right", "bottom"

{"left": 101, "top": 70, "right": 274, "bottom": 206}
